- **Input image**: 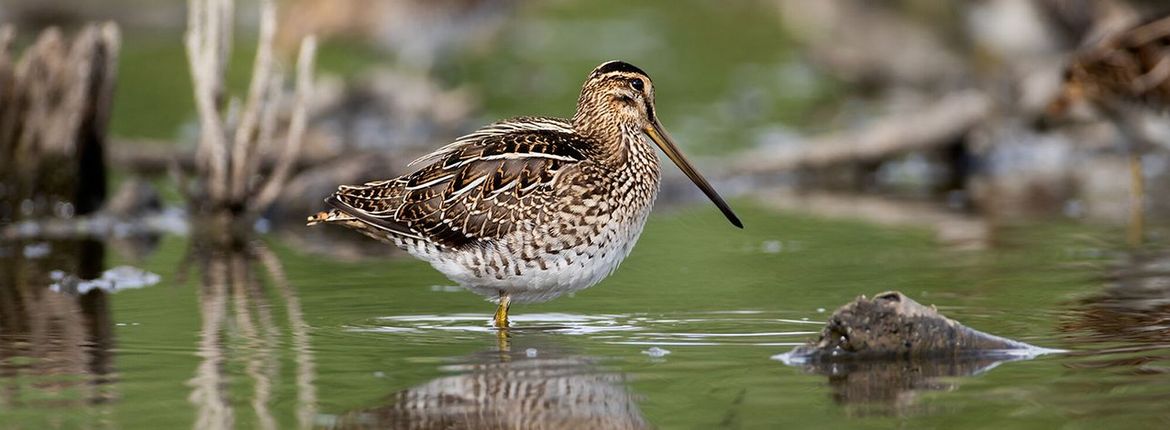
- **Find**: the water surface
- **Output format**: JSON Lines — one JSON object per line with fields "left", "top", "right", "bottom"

{"left": 3, "top": 204, "right": 1169, "bottom": 428}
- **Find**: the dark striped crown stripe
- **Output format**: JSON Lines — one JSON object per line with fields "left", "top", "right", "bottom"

{"left": 593, "top": 60, "right": 649, "bottom": 78}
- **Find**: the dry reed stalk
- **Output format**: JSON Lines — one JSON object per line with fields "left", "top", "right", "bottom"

{"left": 184, "top": 0, "right": 315, "bottom": 221}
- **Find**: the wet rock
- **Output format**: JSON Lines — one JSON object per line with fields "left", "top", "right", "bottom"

{"left": 782, "top": 291, "right": 1040, "bottom": 361}
{"left": 777, "top": 291, "right": 1058, "bottom": 416}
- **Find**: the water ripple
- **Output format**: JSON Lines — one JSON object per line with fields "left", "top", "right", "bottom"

{"left": 347, "top": 311, "right": 820, "bottom": 348}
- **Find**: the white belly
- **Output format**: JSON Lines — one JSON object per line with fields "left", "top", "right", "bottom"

{"left": 420, "top": 213, "right": 650, "bottom": 304}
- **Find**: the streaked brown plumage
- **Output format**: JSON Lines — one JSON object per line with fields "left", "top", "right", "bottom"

{"left": 323, "top": 118, "right": 586, "bottom": 249}
{"left": 308, "top": 61, "right": 741, "bottom": 327}
{"left": 1051, "top": 15, "right": 1170, "bottom": 116}
{"left": 1049, "top": 14, "right": 1170, "bottom": 246}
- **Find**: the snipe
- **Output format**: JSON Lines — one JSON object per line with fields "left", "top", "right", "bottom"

{"left": 308, "top": 60, "right": 742, "bottom": 328}
{"left": 1048, "top": 15, "right": 1170, "bottom": 246}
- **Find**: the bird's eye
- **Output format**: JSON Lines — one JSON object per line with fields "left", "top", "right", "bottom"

{"left": 630, "top": 79, "right": 644, "bottom": 92}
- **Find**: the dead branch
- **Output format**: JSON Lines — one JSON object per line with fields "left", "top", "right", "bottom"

{"left": 753, "top": 187, "right": 991, "bottom": 249}
{"left": 733, "top": 91, "right": 992, "bottom": 174}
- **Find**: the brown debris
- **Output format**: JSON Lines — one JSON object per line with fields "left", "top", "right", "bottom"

{"left": 787, "top": 291, "right": 1036, "bottom": 361}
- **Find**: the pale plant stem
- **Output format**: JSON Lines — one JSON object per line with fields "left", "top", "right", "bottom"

{"left": 250, "top": 36, "right": 316, "bottom": 215}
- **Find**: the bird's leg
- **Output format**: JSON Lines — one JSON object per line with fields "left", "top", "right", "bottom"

{"left": 1103, "top": 104, "right": 1147, "bottom": 247}
{"left": 1128, "top": 153, "right": 1145, "bottom": 247}
{"left": 496, "top": 327, "right": 511, "bottom": 355}
{"left": 493, "top": 290, "right": 511, "bottom": 329}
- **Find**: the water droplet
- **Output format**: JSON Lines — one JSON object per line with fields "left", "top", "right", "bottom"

{"left": 642, "top": 346, "right": 671, "bottom": 358}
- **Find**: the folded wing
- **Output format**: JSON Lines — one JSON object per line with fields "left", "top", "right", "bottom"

{"left": 327, "top": 117, "right": 587, "bottom": 249}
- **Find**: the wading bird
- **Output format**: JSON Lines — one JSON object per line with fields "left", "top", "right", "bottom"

{"left": 1048, "top": 15, "right": 1170, "bottom": 246}
{"left": 308, "top": 61, "right": 742, "bottom": 328}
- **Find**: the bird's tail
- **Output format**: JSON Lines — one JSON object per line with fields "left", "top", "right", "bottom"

{"left": 306, "top": 209, "right": 354, "bottom": 226}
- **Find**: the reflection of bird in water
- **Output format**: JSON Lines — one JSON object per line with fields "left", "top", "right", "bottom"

{"left": 1062, "top": 248, "right": 1170, "bottom": 345}
{"left": 310, "top": 61, "right": 742, "bottom": 328}
{"left": 1057, "top": 248, "right": 1170, "bottom": 393}
{"left": 1048, "top": 14, "right": 1170, "bottom": 246}
{"left": 332, "top": 341, "right": 649, "bottom": 430}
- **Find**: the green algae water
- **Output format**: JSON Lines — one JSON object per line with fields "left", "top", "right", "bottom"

{"left": 3, "top": 204, "right": 1169, "bottom": 429}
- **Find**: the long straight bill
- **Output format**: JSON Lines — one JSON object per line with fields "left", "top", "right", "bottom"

{"left": 644, "top": 120, "right": 743, "bottom": 228}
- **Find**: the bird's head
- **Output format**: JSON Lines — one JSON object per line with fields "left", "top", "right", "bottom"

{"left": 575, "top": 60, "right": 742, "bottom": 229}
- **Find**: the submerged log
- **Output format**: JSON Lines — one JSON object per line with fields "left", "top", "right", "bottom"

{"left": 781, "top": 291, "right": 1045, "bottom": 362}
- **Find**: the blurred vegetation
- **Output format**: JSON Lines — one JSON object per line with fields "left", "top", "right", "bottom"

{"left": 109, "top": 0, "right": 839, "bottom": 157}
{"left": 450, "top": 0, "right": 839, "bottom": 154}
{"left": 113, "top": 34, "right": 383, "bottom": 140}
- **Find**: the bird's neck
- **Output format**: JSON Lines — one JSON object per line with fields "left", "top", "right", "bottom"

{"left": 571, "top": 111, "right": 642, "bottom": 165}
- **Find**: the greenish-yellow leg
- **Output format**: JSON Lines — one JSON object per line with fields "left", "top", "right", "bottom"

{"left": 493, "top": 291, "right": 511, "bottom": 329}
{"left": 1128, "top": 154, "right": 1145, "bottom": 247}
